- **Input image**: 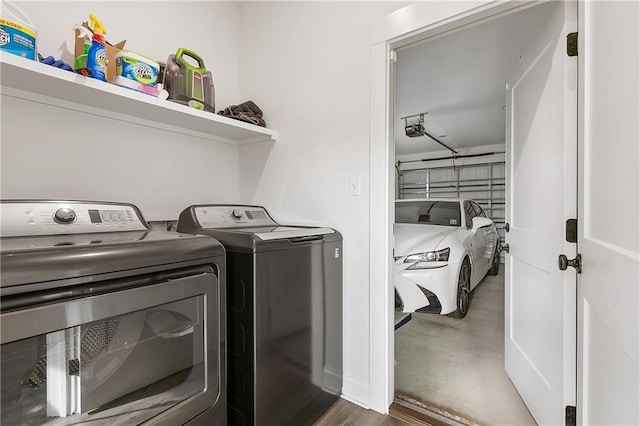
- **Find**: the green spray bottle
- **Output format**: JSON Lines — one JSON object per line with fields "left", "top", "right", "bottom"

{"left": 73, "top": 23, "right": 92, "bottom": 70}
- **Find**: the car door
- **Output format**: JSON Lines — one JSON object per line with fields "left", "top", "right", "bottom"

{"left": 463, "top": 201, "right": 484, "bottom": 283}
{"left": 472, "top": 201, "right": 496, "bottom": 274}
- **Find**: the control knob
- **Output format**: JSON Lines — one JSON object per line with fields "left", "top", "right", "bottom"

{"left": 232, "top": 209, "right": 244, "bottom": 219}
{"left": 53, "top": 207, "right": 77, "bottom": 224}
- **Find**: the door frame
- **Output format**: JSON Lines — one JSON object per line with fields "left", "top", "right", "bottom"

{"left": 368, "top": 0, "right": 560, "bottom": 413}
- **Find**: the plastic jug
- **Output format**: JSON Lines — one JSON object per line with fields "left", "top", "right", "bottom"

{"left": 0, "top": 0, "right": 37, "bottom": 60}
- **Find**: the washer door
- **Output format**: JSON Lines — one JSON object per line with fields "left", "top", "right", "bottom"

{"left": 1, "top": 270, "right": 221, "bottom": 425}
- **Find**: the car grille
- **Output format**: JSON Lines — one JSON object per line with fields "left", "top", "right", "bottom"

{"left": 417, "top": 285, "right": 437, "bottom": 299}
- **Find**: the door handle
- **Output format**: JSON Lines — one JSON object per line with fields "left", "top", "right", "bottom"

{"left": 500, "top": 244, "right": 510, "bottom": 253}
{"left": 558, "top": 254, "right": 582, "bottom": 274}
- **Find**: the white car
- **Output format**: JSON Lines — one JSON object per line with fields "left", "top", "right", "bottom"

{"left": 394, "top": 198, "right": 500, "bottom": 318}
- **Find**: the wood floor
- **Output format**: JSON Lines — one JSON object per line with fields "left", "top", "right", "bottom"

{"left": 314, "top": 399, "right": 410, "bottom": 426}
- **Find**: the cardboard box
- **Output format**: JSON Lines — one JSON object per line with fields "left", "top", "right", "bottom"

{"left": 74, "top": 22, "right": 126, "bottom": 82}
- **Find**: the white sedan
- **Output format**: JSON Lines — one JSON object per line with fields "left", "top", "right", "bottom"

{"left": 394, "top": 198, "right": 500, "bottom": 318}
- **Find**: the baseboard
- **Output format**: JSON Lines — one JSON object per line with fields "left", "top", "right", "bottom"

{"left": 321, "top": 366, "right": 342, "bottom": 392}
{"left": 341, "top": 375, "right": 370, "bottom": 409}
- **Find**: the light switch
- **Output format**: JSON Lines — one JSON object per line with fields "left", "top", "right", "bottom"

{"left": 349, "top": 176, "right": 361, "bottom": 196}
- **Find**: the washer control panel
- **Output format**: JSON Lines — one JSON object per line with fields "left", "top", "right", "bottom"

{"left": 1, "top": 201, "right": 149, "bottom": 237}
{"left": 53, "top": 207, "right": 77, "bottom": 224}
{"left": 194, "top": 205, "right": 277, "bottom": 228}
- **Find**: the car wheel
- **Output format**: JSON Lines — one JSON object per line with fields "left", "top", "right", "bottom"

{"left": 448, "top": 257, "right": 471, "bottom": 319}
{"left": 488, "top": 246, "right": 500, "bottom": 276}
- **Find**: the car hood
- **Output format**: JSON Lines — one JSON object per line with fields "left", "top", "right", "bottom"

{"left": 394, "top": 223, "right": 458, "bottom": 257}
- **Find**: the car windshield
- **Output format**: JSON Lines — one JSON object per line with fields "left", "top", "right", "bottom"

{"left": 395, "top": 200, "right": 461, "bottom": 227}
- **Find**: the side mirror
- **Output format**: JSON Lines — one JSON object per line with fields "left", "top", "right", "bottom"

{"left": 471, "top": 217, "right": 493, "bottom": 232}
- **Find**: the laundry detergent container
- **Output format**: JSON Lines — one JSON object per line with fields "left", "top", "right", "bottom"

{"left": 0, "top": 1, "right": 37, "bottom": 60}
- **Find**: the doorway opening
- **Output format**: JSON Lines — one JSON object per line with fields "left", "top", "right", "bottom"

{"left": 390, "top": 3, "right": 558, "bottom": 424}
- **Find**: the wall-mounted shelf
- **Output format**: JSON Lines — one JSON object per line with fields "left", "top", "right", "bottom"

{"left": 0, "top": 52, "right": 278, "bottom": 145}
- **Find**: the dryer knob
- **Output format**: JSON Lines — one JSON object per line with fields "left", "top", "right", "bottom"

{"left": 232, "top": 209, "right": 244, "bottom": 219}
{"left": 53, "top": 207, "right": 77, "bottom": 224}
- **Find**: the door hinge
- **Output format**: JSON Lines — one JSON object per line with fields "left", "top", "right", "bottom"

{"left": 565, "top": 405, "right": 577, "bottom": 426}
{"left": 567, "top": 32, "right": 578, "bottom": 57}
{"left": 566, "top": 218, "right": 577, "bottom": 243}
{"left": 390, "top": 50, "right": 398, "bottom": 64}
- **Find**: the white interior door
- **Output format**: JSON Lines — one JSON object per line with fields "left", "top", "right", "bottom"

{"left": 577, "top": 2, "right": 640, "bottom": 424}
{"left": 504, "top": 2, "right": 577, "bottom": 424}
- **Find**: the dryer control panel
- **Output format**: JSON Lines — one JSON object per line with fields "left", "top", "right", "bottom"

{"left": 193, "top": 205, "right": 277, "bottom": 228}
{"left": 1, "top": 201, "right": 149, "bottom": 237}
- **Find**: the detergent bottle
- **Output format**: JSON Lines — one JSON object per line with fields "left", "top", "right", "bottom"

{"left": 0, "top": 0, "right": 38, "bottom": 60}
{"left": 85, "top": 14, "right": 108, "bottom": 81}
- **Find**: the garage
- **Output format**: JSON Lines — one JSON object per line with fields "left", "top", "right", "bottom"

{"left": 391, "top": 4, "right": 553, "bottom": 424}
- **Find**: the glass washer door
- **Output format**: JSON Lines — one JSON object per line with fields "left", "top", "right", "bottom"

{"left": 1, "top": 273, "right": 218, "bottom": 425}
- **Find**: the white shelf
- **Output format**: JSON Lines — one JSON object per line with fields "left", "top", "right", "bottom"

{"left": 0, "top": 52, "right": 278, "bottom": 145}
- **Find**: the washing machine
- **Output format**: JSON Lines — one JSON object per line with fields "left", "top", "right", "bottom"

{"left": 177, "top": 204, "right": 342, "bottom": 426}
{"left": 0, "top": 200, "right": 226, "bottom": 425}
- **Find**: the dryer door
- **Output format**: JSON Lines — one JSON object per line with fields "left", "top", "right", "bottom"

{"left": 1, "top": 269, "right": 222, "bottom": 425}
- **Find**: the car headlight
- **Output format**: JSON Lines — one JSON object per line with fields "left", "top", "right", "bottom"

{"left": 404, "top": 247, "right": 450, "bottom": 268}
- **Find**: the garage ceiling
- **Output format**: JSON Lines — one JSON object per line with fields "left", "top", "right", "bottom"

{"left": 395, "top": 2, "right": 556, "bottom": 156}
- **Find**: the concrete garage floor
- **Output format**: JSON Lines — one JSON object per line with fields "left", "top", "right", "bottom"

{"left": 394, "top": 270, "right": 536, "bottom": 425}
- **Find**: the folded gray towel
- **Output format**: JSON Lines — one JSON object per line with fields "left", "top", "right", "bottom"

{"left": 218, "top": 100, "right": 266, "bottom": 127}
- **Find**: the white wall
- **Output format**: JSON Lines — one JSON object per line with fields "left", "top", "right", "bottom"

{"left": 1, "top": 2, "right": 241, "bottom": 220}
{"left": 237, "top": 1, "right": 404, "bottom": 406}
